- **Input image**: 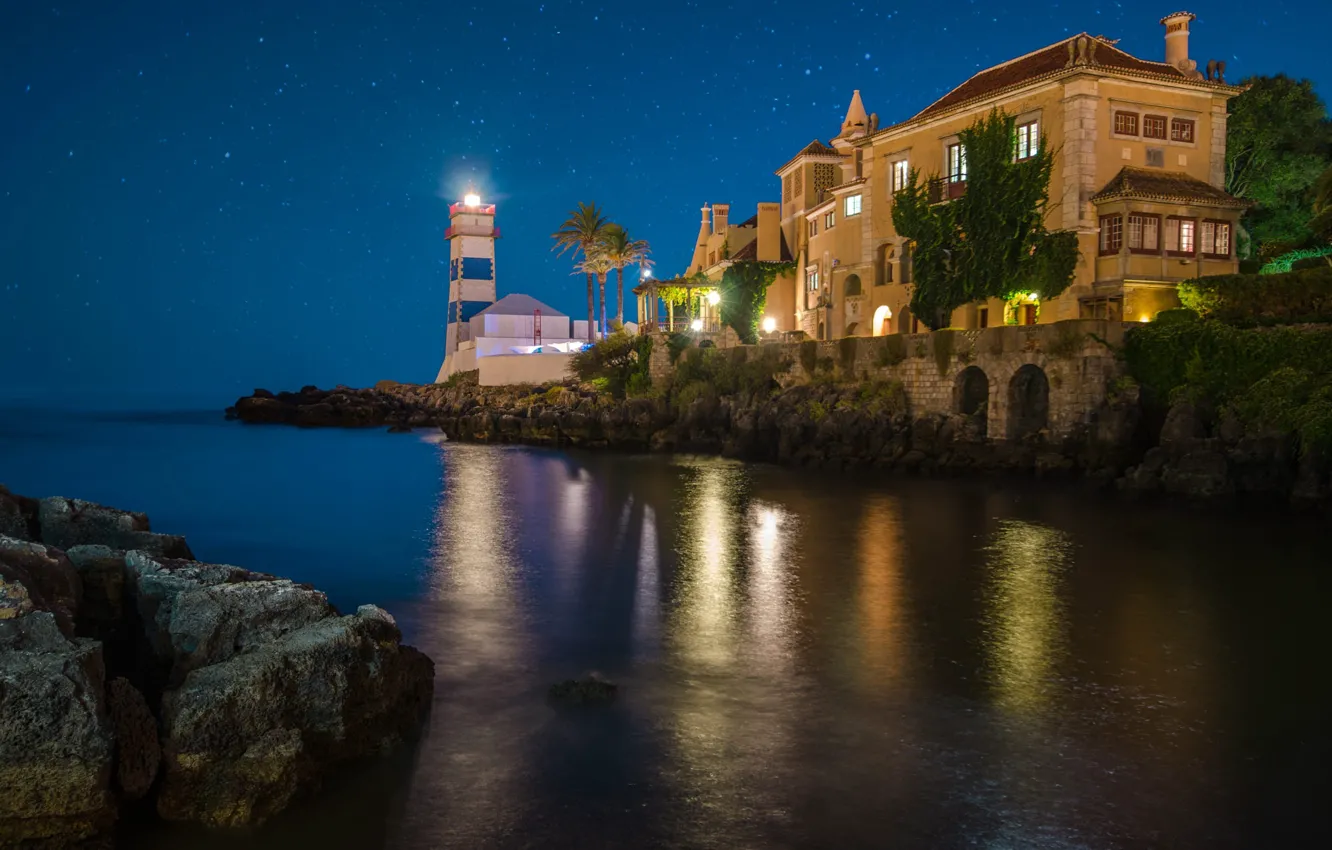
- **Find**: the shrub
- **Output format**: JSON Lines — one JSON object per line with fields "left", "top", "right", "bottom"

{"left": 1228, "top": 367, "right": 1332, "bottom": 455}
{"left": 670, "top": 344, "right": 790, "bottom": 403}
{"left": 1178, "top": 266, "right": 1332, "bottom": 326}
{"left": 667, "top": 332, "right": 693, "bottom": 364}
{"left": 876, "top": 336, "right": 907, "bottom": 367}
{"left": 568, "top": 330, "right": 652, "bottom": 399}
{"left": 1152, "top": 307, "right": 1200, "bottom": 326}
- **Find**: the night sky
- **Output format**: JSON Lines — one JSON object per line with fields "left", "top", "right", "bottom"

{"left": 3, "top": 1, "right": 1327, "bottom": 405}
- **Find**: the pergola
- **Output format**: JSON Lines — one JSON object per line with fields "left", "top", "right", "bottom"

{"left": 632, "top": 276, "right": 720, "bottom": 334}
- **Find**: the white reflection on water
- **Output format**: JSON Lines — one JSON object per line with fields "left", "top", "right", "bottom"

{"left": 671, "top": 461, "right": 743, "bottom": 670}
{"left": 632, "top": 502, "right": 660, "bottom": 660}
{"left": 982, "top": 519, "right": 1074, "bottom": 715}
{"left": 747, "top": 501, "right": 797, "bottom": 675}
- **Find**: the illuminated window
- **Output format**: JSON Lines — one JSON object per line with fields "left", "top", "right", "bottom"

{"left": 1114, "top": 111, "right": 1139, "bottom": 136}
{"left": 806, "top": 267, "right": 820, "bottom": 291}
{"left": 1166, "top": 217, "right": 1197, "bottom": 255}
{"left": 1143, "top": 114, "right": 1167, "bottom": 140}
{"left": 844, "top": 194, "right": 862, "bottom": 217}
{"left": 892, "top": 159, "right": 910, "bottom": 193}
{"left": 1127, "top": 213, "right": 1160, "bottom": 253}
{"left": 1016, "top": 120, "right": 1039, "bottom": 160}
{"left": 1171, "top": 118, "right": 1195, "bottom": 143}
{"left": 1202, "top": 220, "right": 1232, "bottom": 258}
{"left": 1099, "top": 214, "right": 1123, "bottom": 254}
{"left": 947, "top": 143, "right": 967, "bottom": 183}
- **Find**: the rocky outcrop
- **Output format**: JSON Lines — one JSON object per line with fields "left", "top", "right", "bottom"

{"left": 0, "top": 490, "right": 434, "bottom": 842}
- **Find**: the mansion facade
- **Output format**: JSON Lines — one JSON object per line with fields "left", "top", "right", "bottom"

{"left": 666, "top": 11, "right": 1248, "bottom": 339}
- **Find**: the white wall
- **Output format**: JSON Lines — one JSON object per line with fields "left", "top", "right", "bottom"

{"left": 478, "top": 353, "right": 573, "bottom": 387}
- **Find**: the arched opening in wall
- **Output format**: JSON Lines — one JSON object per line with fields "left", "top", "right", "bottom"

{"left": 845, "top": 322, "right": 859, "bottom": 336}
{"left": 1007, "top": 364, "right": 1050, "bottom": 441}
{"left": 817, "top": 320, "right": 826, "bottom": 341}
{"left": 872, "top": 305, "right": 892, "bottom": 336}
{"left": 880, "top": 246, "right": 896, "bottom": 284}
{"left": 897, "top": 306, "right": 912, "bottom": 334}
{"left": 954, "top": 366, "right": 990, "bottom": 438}
{"left": 844, "top": 274, "right": 863, "bottom": 297}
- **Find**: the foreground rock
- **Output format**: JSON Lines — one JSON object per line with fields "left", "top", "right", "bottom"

{"left": 0, "top": 492, "right": 434, "bottom": 842}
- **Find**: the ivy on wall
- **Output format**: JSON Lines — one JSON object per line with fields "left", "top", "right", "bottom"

{"left": 891, "top": 109, "right": 1079, "bottom": 330}
{"left": 719, "top": 261, "right": 794, "bottom": 344}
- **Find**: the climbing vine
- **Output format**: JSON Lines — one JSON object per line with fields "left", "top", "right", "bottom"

{"left": 719, "top": 261, "right": 794, "bottom": 344}
{"left": 891, "top": 109, "right": 1079, "bottom": 330}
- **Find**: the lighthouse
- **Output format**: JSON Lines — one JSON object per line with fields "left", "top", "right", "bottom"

{"left": 436, "top": 191, "right": 499, "bottom": 381}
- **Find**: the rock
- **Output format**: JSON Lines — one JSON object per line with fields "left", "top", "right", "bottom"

{"left": 126, "top": 552, "right": 332, "bottom": 688}
{"left": 0, "top": 612, "right": 116, "bottom": 845}
{"left": 106, "top": 677, "right": 160, "bottom": 801}
{"left": 0, "top": 535, "right": 82, "bottom": 637}
{"left": 0, "top": 485, "right": 40, "bottom": 541}
{"left": 386, "top": 423, "right": 413, "bottom": 433}
{"left": 1159, "top": 400, "right": 1204, "bottom": 446}
{"left": 548, "top": 675, "right": 617, "bottom": 705}
{"left": 65, "top": 545, "right": 128, "bottom": 646}
{"left": 38, "top": 497, "right": 194, "bottom": 559}
{"left": 156, "top": 610, "right": 434, "bottom": 827}
{"left": 1119, "top": 447, "right": 1167, "bottom": 493}
{"left": 1161, "top": 449, "right": 1233, "bottom": 500}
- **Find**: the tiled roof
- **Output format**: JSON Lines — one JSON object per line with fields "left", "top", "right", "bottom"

{"left": 734, "top": 214, "right": 758, "bottom": 228}
{"left": 1091, "top": 167, "right": 1250, "bottom": 208}
{"left": 794, "top": 139, "right": 841, "bottom": 157}
{"left": 914, "top": 34, "right": 1196, "bottom": 121}
{"left": 728, "top": 230, "right": 795, "bottom": 263}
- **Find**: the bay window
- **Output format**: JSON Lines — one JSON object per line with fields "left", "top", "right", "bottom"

{"left": 1099, "top": 214, "right": 1123, "bottom": 255}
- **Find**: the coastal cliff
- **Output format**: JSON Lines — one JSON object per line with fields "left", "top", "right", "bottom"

{"left": 0, "top": 488, "right": 434, "bottom": 844}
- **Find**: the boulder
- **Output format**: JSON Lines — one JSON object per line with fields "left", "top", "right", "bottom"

{"left": 1159, "top": 400, "right": 1205, "bottom": 446}
{"left": 106, "top": 677, "right": 160, "bottom": 801}
{"left": 125, "top": 552, "right": 332, "bottom": 688}
{"left": 156, "top": 609, "right": 434, "bottom": 827}
{"left": 1161, "top": 449, "right": 1233, "bottom": 500}
{"left": 0, "top": 484, "right": 40, "bottom": 541}
{"left": 0, "top": 535, "right": 82, "bottom": 637}
{"left": 0, "top": 612, "right": 116, "bottom": 845}
{"left": 65, "top": 545, "right": 128, "bottom": 646}
{"left": 38, "top": 497, "right": 194, "bottom": 559}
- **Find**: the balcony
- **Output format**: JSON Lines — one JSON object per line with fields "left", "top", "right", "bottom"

{"left": 927, "top": 178, "right": 967, "bottom": 204}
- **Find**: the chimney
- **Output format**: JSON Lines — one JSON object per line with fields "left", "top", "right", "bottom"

{"left": 756, "top": 203, "right": 780, "bottom": 262}
{"left": 712, "top": 203, "right": 729, "bottom": 235}
{"left": 1160, "top": 11, "right": 1196, "bottom": 71}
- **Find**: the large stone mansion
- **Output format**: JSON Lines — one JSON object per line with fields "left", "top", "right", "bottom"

{"left": 656, "top": 11, "right": 1248, "bottom": 339}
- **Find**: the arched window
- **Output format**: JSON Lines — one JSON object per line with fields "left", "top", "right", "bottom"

{"left": 872, "top": 305, "right": 893, "bottom": 336}
{"left": 844, "top": 274, "right": 863, "bottom": 296}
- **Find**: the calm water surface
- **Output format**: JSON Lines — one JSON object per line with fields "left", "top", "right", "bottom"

{"left": 2, "top": 407, "right": 1329, "bottom": 849}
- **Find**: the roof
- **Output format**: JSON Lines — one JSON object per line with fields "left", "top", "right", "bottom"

{"left": 775, "top": 139, "right": 845, "bottom": 175}
{"left": 476, "top": 293, "right": 566, "bottom": 318}
{"left": 912, "top": 33, "right": 1207, "bottom": 121}
{"left": 1091, "top": 167, "right": 1250, "bottom": 208}
{"left": 728, "top": 229, "right": 795, "bottom": 263}
{"left": 734, "top": 213, "right": 758, "bottom": 228}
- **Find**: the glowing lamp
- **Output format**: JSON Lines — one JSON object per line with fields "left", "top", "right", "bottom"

{"left": 761, "top": 317, "right": 777, "bottom": 333}
{"left": 464, "top": 192, "right": 481, "bottom": 207}
{"left": 1025, "top": 292, "right": 1039, "bottom": 302}
{"left": 642, "top": 269, "right": 652, "bottom": 279}
{"left": 707, "top": 290, "right": 721, "bottom": 306}
{"left": 1139, "top": 315, "right": 1150, "bottom": 323}
{"left": 690, "top": 319, "right": 704, "bottom": 332}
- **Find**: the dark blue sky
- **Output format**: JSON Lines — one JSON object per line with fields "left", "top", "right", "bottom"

{"left": 3, "top": 1, "right": 1327, "bottom": 403}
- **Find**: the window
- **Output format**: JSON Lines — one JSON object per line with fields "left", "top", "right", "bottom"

{"left": 1127, "top": 213, "right": 1161, "bottom": 253}
{"left": 792, "top": 169, "right": 804, "bottom": 198}
{"left": 708, "top": 251, "right": 716, "bottom": 266}
{"left": 808, "top": 219, "right": 817, "bottom": 238}
{"left": 844, "top": 194, "right": 862, "bottom": 217}
{"left": 947, "top": 143, "right": 967, "bottom": 183}
{"left": 854, "top": 149, "right": 864, "bottom": 178}
{"left": 1114, "top": 111, "right": 1139, "bottom": 136}
{"left": 978, "top": 306, "right": 989, "bottom": 329}
{"left": 1099, "top": 214, "right": 1123, "bottom": 255}
{"left": 825, "top": 210, "right": 835, "bottom": 229}
{"left": 1165, "top": 217, "right": 1197, "bottom": 255}
{"left": 1016, "top": 120, "right": 1039, "bottom": 160}
{"left": 812, "top": 163, "right": 835, "bottom": 197}
{"left": 892, "top": 159, "right": 910, "bottom": 193}
{"left": 1143, "top": 114, "right": 1167, "bottom": 140}
{"left": 1171, "top": 118, "right": 1195, "bottom": 143}
{"left": 1202, "top": 220, "right": 1233, "bottom": 258}
{"left": 806, "top": 267, "right": 820, "bottom": 291}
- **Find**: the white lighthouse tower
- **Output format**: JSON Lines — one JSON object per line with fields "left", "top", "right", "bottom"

{"left": 435, "top": 190, "right": 499, "bottom": 381}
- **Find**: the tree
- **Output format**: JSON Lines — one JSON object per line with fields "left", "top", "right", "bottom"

{"left": 599, "top": 224, "right": 652, "bottom": 326}
{"left": 891, "top": 109, "right": 1078, "bottom": 330}
{"left": 1309, "top": 162, "right": 1332, "bottom": 245}
{"left": 552, "top": 202, "right": 610, "bottom": 341}
{"left": 1225, "top": 75, "right": 1332, "bottom": 257}
{"left": 575, "top": 250, "right": 613, "bottom": 339}
{"left": 718, "top": 261, "right": 792, "bottom": 344}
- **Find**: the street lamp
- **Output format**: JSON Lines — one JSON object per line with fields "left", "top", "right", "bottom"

{"left": 762, "top": 316, "right": 777, "bottom": 334}
{"left": 707, "top": 290, "right": 720, "bottom": 306}
{"left": 690, "top": 318, "right": 703, "bottom": 332}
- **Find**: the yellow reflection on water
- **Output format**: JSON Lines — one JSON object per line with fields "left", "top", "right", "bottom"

{"left": 855, "top": 494, "right": 908, "bottom": 689}
{"left": 671, "top": 461, "right": 743, "bottom": 670}
{"left": 747, "top": 501, "right": 796, "bottom": 674}
{"left": 981, "top": 519, "right": 1073, "bottom": 715}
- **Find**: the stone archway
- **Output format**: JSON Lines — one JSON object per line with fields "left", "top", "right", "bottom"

{"left": 872, "top": 305, "right": 892, "bottom": 336}
{"left": 1007, "top": 364, "right": 1050, "bottom": 440}
{"left": 954, "top": 365, "right": 990, "bottom": 438}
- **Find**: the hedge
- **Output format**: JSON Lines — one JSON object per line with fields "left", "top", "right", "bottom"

{"left": 1178, "top": 266, "right": 1332, "bottom": 326}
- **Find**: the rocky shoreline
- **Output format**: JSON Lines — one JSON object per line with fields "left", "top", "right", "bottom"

{"left": 0, "top": 487, "right": 434, "bottom": 845}
{"left": 229, "top": 377, "right": 1332, "bottom": 512}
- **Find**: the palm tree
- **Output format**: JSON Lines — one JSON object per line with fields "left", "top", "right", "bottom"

{"left": 552, "top": 202, "right": 610, "bottom": 342}
{"left": 599, "top": 224, "right": 653, "bottom": 327}
{"left": 575, "top": 250, "right": 613, "bottom": 339}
